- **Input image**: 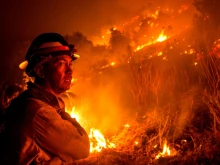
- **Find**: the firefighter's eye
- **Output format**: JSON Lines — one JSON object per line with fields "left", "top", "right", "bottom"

{"left": 58, "top": 61, "right": 66, "bottom": 66}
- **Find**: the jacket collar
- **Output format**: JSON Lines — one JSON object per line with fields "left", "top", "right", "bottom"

{"left": 27, "top": 82, "right": 65, "bottom": 111}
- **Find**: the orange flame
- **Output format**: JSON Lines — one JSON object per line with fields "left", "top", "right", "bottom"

{"left": 157, "top": 30, "right": 167, "bottom": 42}
{"left": 155, "top": 140, "right": 173, "bottom": 159}
{"left": 66, "top": 107, "right": 80, "bottom": 122}
{"left": 89, "top": 128, "right": 116, "bottom": 152}
{"left": 89, "top": 128, "right": 107, "bottom": 152}
{"left": 66, "top": 107, "right": 115, "bottom": 153}
{"left": 135, "top": 30, "right": 168, "bottom": 52}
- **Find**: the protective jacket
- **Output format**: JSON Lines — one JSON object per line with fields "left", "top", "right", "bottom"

{"left": 0, "top": 82, "right": 90, "bottom": 165}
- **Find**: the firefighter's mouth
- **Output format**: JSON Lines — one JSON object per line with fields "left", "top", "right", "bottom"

{"left": 64, "top": 77, "right": 72, "bottom": 82}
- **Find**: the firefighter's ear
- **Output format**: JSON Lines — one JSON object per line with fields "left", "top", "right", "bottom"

{"left": 34, "top": 65, "right": 45, "bottom": 78}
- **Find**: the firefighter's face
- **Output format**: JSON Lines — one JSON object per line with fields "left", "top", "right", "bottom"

{"left": 43, "top": 55, "right": 73, "bottom": 95}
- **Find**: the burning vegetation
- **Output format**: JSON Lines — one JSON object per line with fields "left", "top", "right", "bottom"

{"left": 1, "top": 0, "right": 220, "bottom": 164}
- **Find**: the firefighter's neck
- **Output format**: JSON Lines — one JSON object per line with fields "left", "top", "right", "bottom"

{"left": 40, "top": 82, "right": 61, "bottom": 98}
{"left": 44, "top": 86, "right": 61, "bottom": 98}
{"left": 35, "top": 78, "right": 62, "bottom": 98}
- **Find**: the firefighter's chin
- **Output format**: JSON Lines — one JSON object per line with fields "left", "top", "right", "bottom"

{"left": 63, "top": 79, "right": 72, "bottom": 88}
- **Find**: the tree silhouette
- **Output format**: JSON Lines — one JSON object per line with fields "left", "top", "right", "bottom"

{"left": 193, "top": 0, "right": 220, "bottom": 51}
{"left": 109, "top": 29, "right": 131, "bottom": 63}
{"left": 65, "top": 32, "right": 93, "bottom": 53}
{"left": 193, "top": 0, "right": 220, "bottom": 26}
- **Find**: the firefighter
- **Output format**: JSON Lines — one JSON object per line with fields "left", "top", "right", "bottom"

{"left": 0, "top": 33, "right": 90, "bottom": 164}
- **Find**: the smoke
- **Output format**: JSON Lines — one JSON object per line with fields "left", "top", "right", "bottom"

{"left": 62, "top": 0, "right": 198, "bottom": 134}
{"left": 2, "top": 0, "right": 199, "bottom": 134}
{"left": 69, "top": 65, "right": 134, "bottom": 133}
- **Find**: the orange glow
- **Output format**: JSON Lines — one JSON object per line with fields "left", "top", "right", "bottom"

{"left": 134, "top": 141, "right": 139, "bottom": 145}
{"left": 163, "top": 57, "right": 167, "bottom": 60}
{"left": 158, "top": 51, "right": 163, "bottom": 56}
{"left": 151, "top": 10, "right": 159, "bottom": 19}
{"left": 71, "top": 78, "right": 77, "bottom": 84}
{"left": 189, "top": 49, "right": 195, "bottom": 54}
{"left": 110, "top": 62, "right": 115, "bottom": 66}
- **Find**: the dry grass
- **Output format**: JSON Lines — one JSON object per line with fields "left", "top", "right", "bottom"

{"left": 72, "top": 39, "right": 220, "bottom": 165}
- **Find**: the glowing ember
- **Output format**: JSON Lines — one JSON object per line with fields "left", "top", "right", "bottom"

{"left": 163, "top": 57, "right": 167, "bottom": 60}
{"left": 151, "top": 10, "right": 159, "bottom": 19}
{"left": 110, "top": 62, "right": 115, "bottom": 66}
{"left": 189, "top": 49, "right": 195, "bottom": 54}
{"left": 155, "top": 140, "right": 172, "bottom": 159}
{"left": 158, "top": 51, "right": 163, "bottom": 56}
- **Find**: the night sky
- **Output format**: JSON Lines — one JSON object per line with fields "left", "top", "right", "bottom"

{"left": 0, "top": 0, "right": 139, "bottom": 81}
{"left": 1, "top": 0, "right": 150, "bottom": 44}
{"left": 0, "top": 0, "right": 192, "bottom": 82}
